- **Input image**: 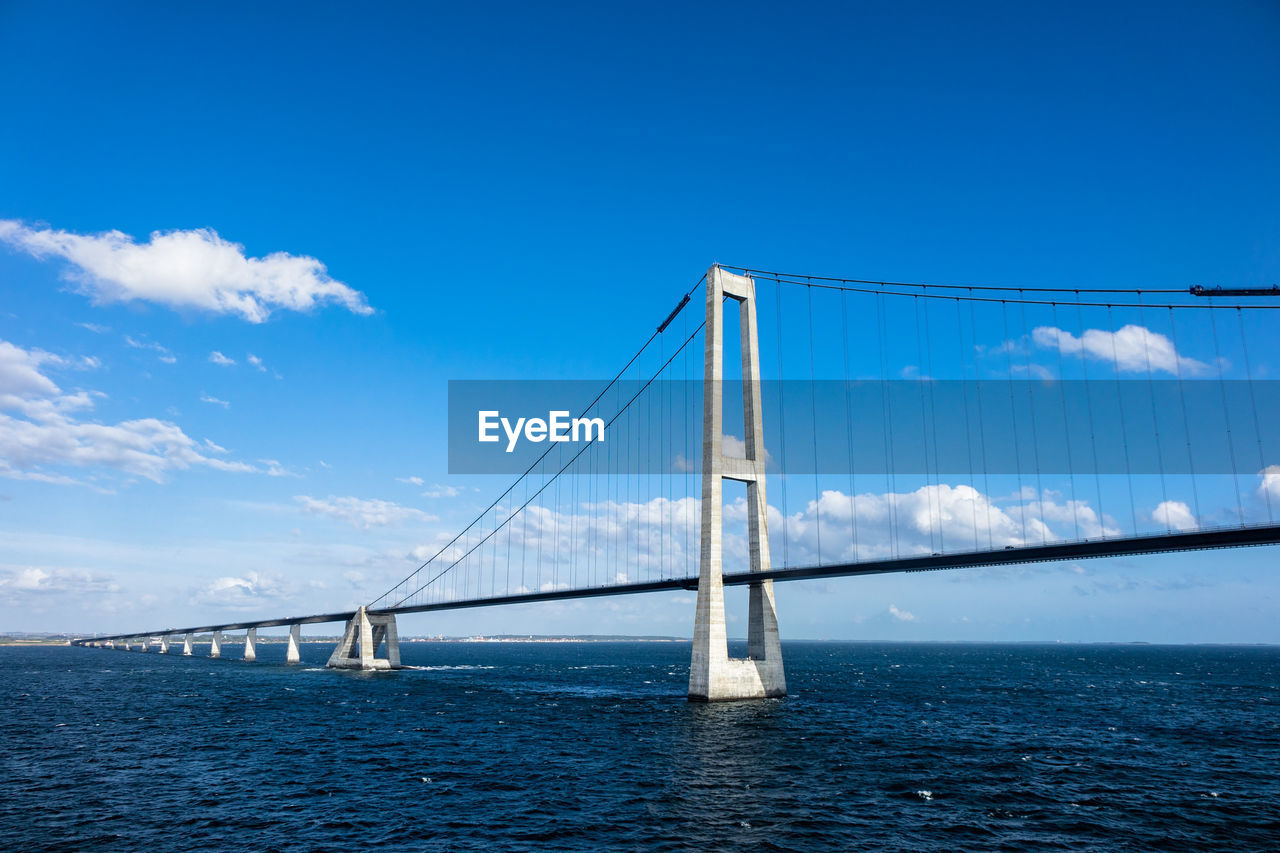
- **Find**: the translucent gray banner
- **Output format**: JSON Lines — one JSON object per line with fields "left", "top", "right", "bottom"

{"left": 448, "top": 380, "right": 1279, "bottom": 476}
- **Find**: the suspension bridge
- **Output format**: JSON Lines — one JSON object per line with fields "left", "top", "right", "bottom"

{"left": 74, "top": 264, "right": 1280, "bottom": 700}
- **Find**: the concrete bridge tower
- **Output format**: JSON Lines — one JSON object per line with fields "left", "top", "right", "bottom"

{"left": 688, "top": 265, "right": 786, "bottom": 701}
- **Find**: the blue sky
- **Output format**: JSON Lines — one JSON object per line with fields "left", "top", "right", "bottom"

{"left": 1, "top": 1, "right": 1277, "bottom": 640}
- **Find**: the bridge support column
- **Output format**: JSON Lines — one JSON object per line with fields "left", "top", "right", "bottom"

{"left": 286, "top": 624, "right": 301, "bottom": 664}
{"left": 159, "top": 635, "right": 169, "bottom": 654}
{"left": 210, "top": 631, "right": 223, "bottom": 659}
{"left": 689, "top": 266, "right": 786, "bottom": 702}
{"left": 326, "top": 606, "right": 401, "bottom": 670}
{"left": 243, "top": 628, "right": 257, "bottom": 662}
{"left": 182, "top": 633, "right": 193, "bottom": 656}
{"left": 137, "top": 637, "right": 147, "bottom": 652}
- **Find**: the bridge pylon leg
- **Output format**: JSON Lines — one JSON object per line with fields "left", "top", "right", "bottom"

{"left": 159, "top": 635, "right": 169, "bottom": 654}
{"left": 689, "top": 265, "right": 786, "bottom": 702}
{"left": 210, "top": 631, "right": 223, "bottom": 658}
{"left": 327, "top": 606, "right": 401, "bottom": 670}
{"left": 182, "top": 633, "right": 193, "bottom": 656}
{"left": 691, "top": 263, "right": 778, "bottom": 696}
{"left": 243, "top": 628, "right": 257, "bottom": 662}
{"left": 286, "top": 624, "right": 301, "bottom": 664}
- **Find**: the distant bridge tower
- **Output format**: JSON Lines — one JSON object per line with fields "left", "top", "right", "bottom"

{"left": 688, "top": 266, "right": 786, "bottom": 701}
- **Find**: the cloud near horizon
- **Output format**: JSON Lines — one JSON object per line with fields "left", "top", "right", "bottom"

{"left": 0, "top": 219, "right": 372, "bottom": 323}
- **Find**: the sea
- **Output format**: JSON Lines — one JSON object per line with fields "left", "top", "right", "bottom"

{"left": 2, "top": 641, "right": 1277, "bottom": 851}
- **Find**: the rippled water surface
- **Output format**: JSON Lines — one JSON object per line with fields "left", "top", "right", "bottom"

{"left": 2, "top": 642, "right": 1278, "bottom": 851}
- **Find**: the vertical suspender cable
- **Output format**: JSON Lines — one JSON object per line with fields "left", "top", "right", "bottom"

{"left": 957, "top": 298, "right": 980, "bottom": 550}
{"left": 1050, "top": 302, "right": 1081, "bottom": 540}
{"left": 879, "top": 289, "right": 900, "bottom": 558}
{"left": 1237, "top": 307, "right": 1273, "bottom": 523}
{"left": 775, "top": 282, "right": 791, "bottom": 566}
{"left": 1019, "top": 297, "right": 1046, "bottom": 542}
{"left": 1076, "top": 298, "right": 1107, "bottom": 537}
{"left": 1107, "top": 305, "right": 1140, "bottom": 535}
{"left": 914, "top": 295, "right": 937, "bottom": 553}
{"left": 969, "top": 299, "right": 995, "bottom": 550}
{"left": 924, "top": 297, "right": 945, "bottom": 553}
{"left": 1001, "top": 301, "right": 1028, "bottom": 543}
{"left": 841, "top": 290, "right": 860, "bottom": 560}
{"left": 808, "top": 284, "right": 823, "bottom": 564}
{"left": 1137, "top": 293, "right": 1171, "bottom": 530}
{"left": 1208, "top": 300, "right": 1245, "bottom": 524}
{"left": 1167, "top": 306, "right": 1201, "bottom": 527}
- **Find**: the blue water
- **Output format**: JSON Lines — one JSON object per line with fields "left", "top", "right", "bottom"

{"left": 2, "top": 642, "right": 1278, "bottom": 851}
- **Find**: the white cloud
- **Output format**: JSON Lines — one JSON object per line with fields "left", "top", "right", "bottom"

{"left": 900, "top": 365, "right": 934, "bottom": 380}
{"left": 208, "top": 350, "right": 235, "bottom": 366}
{"left": 762, "top": 484, "right": 1119, "bottom": 565}
{"left": 296, "top": 495, "right": 439, "bottom": 529}
{"left": 1011, "top": 362, "right": 1054, "bottom": 381}
{"left": 192, "top": 571, "right": 291, "bottom": 610}
{"left": 397, "top": 476, "right": 425, "bottom": 486}
{"left": 76, "top": 322, "right": 109, "bottom": 334}
{"left": 0, "top": 219, "right": 372, "bottom": 323}
{"left": 0, "top": 563, "right": 120, "bottom": 596}
{"left": 247, "top": 353, "right": 266, "bottom": 372}
{"left": 0, "top": 565, "right": 120, "bottom": 604}
{"left": 0, "top": 340, "right": 64, "bottom": 397}
{"left": 1032, "top": 325, "right": 1208, "bottom": 375}
{"left": 124, "top": 335, "right": 176, "bottom": 363}
{"left": 386, "top": 482, "right": 1120, "bottom": 607}
{"left": 422, "top": 483, "right": 461, "bottom": 498}
{"left": 259, "top": 459, "right": 296, "bottom": 478}
{"left": 0, "top": 337, "right": 254, "bottom": 484}
{"left": 722, "top": 434, "right": 748, "bottom": 458}
{"left": 888, "top": 604, "right": 916, "bottom": 622}
{"left": 1260, "top": 466, "right": 1280, "bottom": 501}
{"left": 1151, "top": 500, "right": 1197, "bottom": 532}
{"left": 200, "top": 394, "right": 230, "bottom": 408}
{"left": 678, "top": 434, "right": 769, "bottom": 470}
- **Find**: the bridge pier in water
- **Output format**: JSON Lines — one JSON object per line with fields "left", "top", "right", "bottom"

{"left": 286, "top": 624, "right": 301, "bottom": 664}
{"left": 209, "top": 631, "right": 223, "bottom": 659}
{"left": 159, "top": 635, "right": 169, "bottom": 654}
{"left": 243, "top": 628, "right": 257, "bottom": 662}
{"left": 689, "top": 266, "right": 787, "bottom": 702}
{"left": 327, "top": 606, "right": 401, "bottom": 670}
{"left": 182, "top": 633, "right": 193, "bottom": 656}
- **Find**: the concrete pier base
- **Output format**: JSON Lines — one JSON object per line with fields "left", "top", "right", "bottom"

{"left": 137, "top": 638, "right": 148, "bottom": 652}
{"left": 182, "top": 633, "right": 193, "bottom": 656}
{"left": 210, "top": 630, "right": 223, "bottom": 659}
{"left": 326, "top": 606, "right": 401, "bottom": 670}
{"left": 688, "top": 266, "right": 786, "bottom": 702}
{"left": 243, "top": 628, "right": 257, "bottom": 662}
{"left": 286, "top": 624, "right": 301, "bottom": 664}
{"left": 159, "top": 636, "right": 170, "bottom": 654}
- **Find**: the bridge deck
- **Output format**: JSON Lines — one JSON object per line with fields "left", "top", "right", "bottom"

{"left": 75, "top": 524, "right": 1280, "bottom": 643}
